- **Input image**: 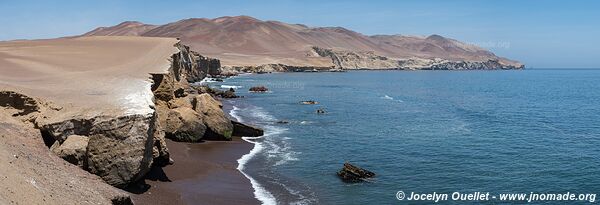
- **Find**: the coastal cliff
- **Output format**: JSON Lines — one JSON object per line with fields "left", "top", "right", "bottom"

{"left": 311, "top": 46, "right": 524, "bottom": 70}
{"left": 0, "top": 37, "right": 251, "bottom": 204}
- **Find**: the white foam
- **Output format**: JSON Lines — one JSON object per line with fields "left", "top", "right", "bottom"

{"left": 193, "top": 77, "right": 218, "bottom": 86}
{"left": 234, "top": 105, "right": 279, "bottom": 205}
{"left": 381, "top": 95, "right": 404, "bottom": 103}
{"left": 221, "top": 85, "right": 243, "bottom": 89}
{"left": 250, "top": 107, "right": 276, "bottom": 122}
{"left": 229, "top": 106, "right": 243, "bottom": 122}
{"left": 238, "top": 136, "right": 277, "bottom": 205}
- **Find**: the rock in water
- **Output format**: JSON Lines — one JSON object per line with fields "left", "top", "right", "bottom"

{"left": 300, "top": 100, "right": 319, "bottom": 105}
{"left": 249, "top": 86, "right": 268, "bottom": 92}
{"left": 316, "top": 108, "right": 326, "bottom": 114}
{"left": 337, "top": 162, "right": 375, "bottom": 182}
{"left": 232, "top": 121, "right": 264, "bottom": 137}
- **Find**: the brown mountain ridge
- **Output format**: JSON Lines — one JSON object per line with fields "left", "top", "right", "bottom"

{"left": 83, "top": 15, "right": 523, "bottom": 71}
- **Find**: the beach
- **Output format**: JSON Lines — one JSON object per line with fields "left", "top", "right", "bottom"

{"left": 130, "top": 138, "right": 259, "bottom": 205}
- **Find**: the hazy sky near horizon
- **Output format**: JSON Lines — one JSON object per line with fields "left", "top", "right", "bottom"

{"left": 1, "top": 0, "right": 598, "bottom": 68}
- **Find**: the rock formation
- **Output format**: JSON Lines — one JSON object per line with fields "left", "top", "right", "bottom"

{"left": 337, "top": 162, "right": 376, "bottom": 182}
{"left": 231, "top": 121, "right": 264, "bottom": 137}
{"left": 249, "top": 86, "right": 269, "bottom": 92}
{"left": 0, "top": 36, "right": 260, "bottom": 204}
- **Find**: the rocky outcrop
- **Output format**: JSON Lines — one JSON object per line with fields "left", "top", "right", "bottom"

{"left": 337, "top": 162, "right": 376, "bottom": 182}
{"left": 193, "top": 94, "right": 233, "bottom": 140}
{"left": 232, "top": 121, "right": 264, "bottom": 137}
{"left": 249, "top": 86, "right": 269, "bottom": 92}
{"left": 398, "top": 58, "right": 524, "bottom": 70}
{"left": 312, "top": 47, "right": 400, "bottom": 69}
{"left": 36, "top": 113, "right": 157, "bottom": 188}
{"left": 0, "top": 94, "right": 134, "bottom": 204}
{"left": 312, "top": 46, "right": 524, "bottom": 70}
{"left": 220, "top": 64, "right": 332, "bottom": 74}
{"left": 152, "top": 45, "right": 237, "bottom": 142}
{"left": 0, "top": 40, "right": 219, "bottom": 190}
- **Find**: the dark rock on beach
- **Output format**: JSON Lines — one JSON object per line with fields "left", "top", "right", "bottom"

{"left": 337, "top": 162, "right": 375, "bottom": 182}
{"left": 232, "top": 121, "right": 264, "bottom": 137}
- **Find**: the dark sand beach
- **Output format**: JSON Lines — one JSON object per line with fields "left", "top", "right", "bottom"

{"left": 130, "top": 138, "right": 259, "bottom": 205}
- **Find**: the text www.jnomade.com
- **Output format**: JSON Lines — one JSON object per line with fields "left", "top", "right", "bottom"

{"left": 396, "top": 191, "right": 597, "bottom": 203}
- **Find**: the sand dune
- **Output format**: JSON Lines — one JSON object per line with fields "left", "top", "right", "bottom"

{"left": 0, "top": 36, "right": 179, "bottom": 118}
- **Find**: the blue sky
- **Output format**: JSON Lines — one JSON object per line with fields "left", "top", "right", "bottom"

{"left": 1, "top": 0, "right": 598, "bottom": 68}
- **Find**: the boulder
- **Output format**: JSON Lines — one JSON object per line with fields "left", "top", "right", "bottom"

{"left": 51, "top": 135, "right": 89, "bottom": 168}
{"left": 168, "top": 96, "right": 193, "bottom": 109}
{"left": 249, "top": 86, "right": 268, "bottom": 92}
{"left": 337, "top": 162, "right": 375, "bottom": 182}
{"left": 164, "top": 107, "right": 206, "bottom": 142}
{"left": 193, "top": 94, "right": 233, "bottom": 140}
{"left": 220, "top": 88, "right": 238, "bottom": 98}
{"left": 232, "top": 121, "right": 264, "bottom": 137}
{"left": 85, "top": 114, "right": 155, "bottom": 188}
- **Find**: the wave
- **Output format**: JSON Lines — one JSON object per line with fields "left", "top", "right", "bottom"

{"left": 221, "top": 85, "right": 243, "bottom": 89}
{"left": 192, "top": 77, "right": 218, "bottom": 86}
{"left": 231, "top": 106, "right": 277, "bottom": 204}
{"left": 249, "top": 107, "right": 277, "bottom": 122}
{"left": 381, "top": 94, "right": 404, "bottom": 103}
{"left": 232, "top": 104, "right": 309, "bottom": 204}
{"left": 238, "top": 136, "right": 277, "bottom": 205}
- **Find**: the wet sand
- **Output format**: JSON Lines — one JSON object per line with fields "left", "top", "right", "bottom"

{"left": 129, "top": 138, "right": 259, "bottom": 205}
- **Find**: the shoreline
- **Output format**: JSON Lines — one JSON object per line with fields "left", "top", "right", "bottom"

{"left": 129, "top": 138, "right": 259, "bottom": 205}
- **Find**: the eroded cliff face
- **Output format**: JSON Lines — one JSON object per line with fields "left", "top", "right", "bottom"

{"left": 0, "top": 40, "right": 226, "bottom": 198}
{"left": 152, "top": 44, "right": 235, "bottom": 143}
{"left": 311, "top": 46, "right": 524, "bottom": 70}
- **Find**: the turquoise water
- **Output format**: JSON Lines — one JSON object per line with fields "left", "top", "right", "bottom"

{"left": 218, "top": 70, "right": 600, "bottom": 204}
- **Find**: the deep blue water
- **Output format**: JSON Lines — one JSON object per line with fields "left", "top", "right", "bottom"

{"left": 216, "top": 70, "right": 600, "bottom": 204}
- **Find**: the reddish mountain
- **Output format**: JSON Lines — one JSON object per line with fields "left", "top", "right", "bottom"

{"left": 82, "top": 16, "right": 522, "bottom": 69}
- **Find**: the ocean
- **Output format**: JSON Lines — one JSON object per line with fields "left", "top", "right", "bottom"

{"left": 215, "top": 70, "right": 600, "bottom": 204}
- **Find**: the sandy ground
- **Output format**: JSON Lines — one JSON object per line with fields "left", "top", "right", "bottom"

{"left": 129, "top": 138, "right": 259, "bottom": 205}
{"left": 0, "top": 36, "right": 179, "bottom": 119}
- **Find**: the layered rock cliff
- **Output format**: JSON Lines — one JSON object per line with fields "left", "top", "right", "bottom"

{"left": 311, "top": 47, "right": 524, "bottom": 70}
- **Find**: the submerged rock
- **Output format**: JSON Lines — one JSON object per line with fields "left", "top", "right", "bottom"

{"left": 316, "top": 108, "right": 326, "bottom": 114}
{"left": 300, "top": 100, "right": 319, "bottom": 105}
{"left": 337, "top": 162, "right": 375, "bottom": 182}
{"left": 232, "top": 121, "right": 264, "bottom": 137}
{"left": 249, "top": 86, "right": 268, "bottom": 92}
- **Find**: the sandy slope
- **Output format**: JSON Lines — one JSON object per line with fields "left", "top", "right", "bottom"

{"left": 0, "top": 36, "right": 179, "bottom": 120}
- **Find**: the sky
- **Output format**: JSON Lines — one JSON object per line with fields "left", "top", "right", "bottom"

{"left": 1, "top": 0, "right": 598, "bottom": 68}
